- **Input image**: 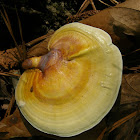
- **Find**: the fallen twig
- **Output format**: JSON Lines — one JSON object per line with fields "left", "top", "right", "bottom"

{"left": 4, "top": 95, "right": 15, "bottom": 118}
{"left": 97, "top": 110, "right": 139, "bottom": 140}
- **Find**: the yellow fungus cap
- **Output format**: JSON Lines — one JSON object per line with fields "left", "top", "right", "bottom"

{"left": 15, "top": 22, "right": 122, "bottom": 137}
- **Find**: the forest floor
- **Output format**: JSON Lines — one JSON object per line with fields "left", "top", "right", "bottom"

{"left": 0, "top": 0, "right": 139, "bottom": 140}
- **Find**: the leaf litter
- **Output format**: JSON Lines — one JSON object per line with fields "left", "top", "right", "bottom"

{"left": 0, "top": 0, "right": 140, "bottom": 139}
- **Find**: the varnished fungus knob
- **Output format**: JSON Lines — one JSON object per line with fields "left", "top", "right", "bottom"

{"left": 15, "top": 22, "right": 122, "bottom": 137}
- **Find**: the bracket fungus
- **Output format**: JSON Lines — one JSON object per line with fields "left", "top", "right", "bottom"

{"left": 15, "top": 22, "right": 122, "bottom": 137}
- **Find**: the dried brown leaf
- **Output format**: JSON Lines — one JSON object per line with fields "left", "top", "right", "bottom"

{"left": 0, "top": 0, "right": 140, "bottom": 139}
{"left": 80, "top": 0, "right": 140, "bottom": 54}
{"left": 97, "top": 110, "right": 139, "bottom": 140}
{"left": 110, "top": 7, "right": 140, "bottom": 36}
{"left": 0, "top": 108, "right": 31, "bottom": 139}
{"left": 121, "top": 73, "right": 140, "bottom": 104}
{"left": 115, "top": 0, "right": 140, "bottom": 11}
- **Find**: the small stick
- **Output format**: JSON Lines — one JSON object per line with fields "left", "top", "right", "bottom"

{"left": 109, "top": 111, "right": 138, "bottom": 133}
{"left": 4, "top": 95, "right": 15, "bottom": 118}
{"left": 90, "top": 0, "right": 97, "bottom": 11}
{"left": 26, "top": 30, "right": 54, "bottom": 47}
{"left": 15, "top": 7, "right": 26, "bottom": 60}
{"left": 97, "top": 110, "right": 139, "bottom": 140}
{"left": 77, "top": 0, "right": 90, "bottom": 14}
{"left": 0, "top": 72, "right": 21, "bottom": 77}
{"left": 97, "top": 127, "right": 107, "bottom": 140}
{"left": 110, "top": 0, "right": 119, "bottom": 5}
{"left": 26, "top": 34, "right": 48, "bottom": 47}
{"left": 98, "top": 0, "right": 111, "bottom": 7}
